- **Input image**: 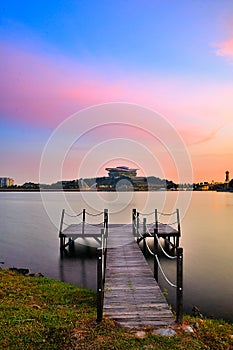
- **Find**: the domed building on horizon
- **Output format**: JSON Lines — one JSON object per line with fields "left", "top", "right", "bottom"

{"left": 105, "top": 166, "right": 138, "bottom": 178}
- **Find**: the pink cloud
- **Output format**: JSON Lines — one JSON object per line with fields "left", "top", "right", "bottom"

{"left": 214, "top": 38, "right": 233, "bottom": 58}
{"left": 179, "top": 125, "right": 224, "bottom": 146}
{"left": 1, "top": 41, "right": 181, "bottom": 133}
{"left": 0, "top": 42, "right": 133, "bottom": 127}
{"left": 1, "top": 41, "right": 233, "bottom": 146}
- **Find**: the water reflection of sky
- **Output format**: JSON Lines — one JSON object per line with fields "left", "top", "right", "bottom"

{"left": 0, "top": 191, "right": 232, "bottom": 322}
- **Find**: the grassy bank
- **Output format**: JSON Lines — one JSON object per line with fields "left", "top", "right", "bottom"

{"left": 0, "top": 269, "right": 232, "bottom": 350}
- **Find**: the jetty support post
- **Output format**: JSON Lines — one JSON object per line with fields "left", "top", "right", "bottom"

{"left": 132, "top": 209, "right": 137, "bottom": 237}
{"left": 102, "top": 228, "right": 107, "bottom": 285}
{"left": 143, "top": 218, "right": 146, "bottom": 255}
{"left": 82, "top": 209, "right": 86, "bottom": 235}
{"left": 153, "top": 228, "right": 158, "bottom": 281}
{"left": 154, "top": 209, "right": 158, "bottom": 235}
{"left": 176, "top": 247, "right": 183, "bottom": 324}
{"left": 97, "top": 247, "right": 103, "bottom": 322}
{"left": 153, "top": 209, "right": 159, "bottom": 281}
{"left": 59, "top": 209, "right": 65, "bottom": 252}
{"left": 97, "top": 223, "right": 108, "bottom": 323}
{"left": 136, "top": 212, "right": 139, "bottom": 238}
{"left": 176, "top": 209, "right": 181, "bottom": 248}
{"left": 104, "top": 209, "right": 108, "bottom": 237}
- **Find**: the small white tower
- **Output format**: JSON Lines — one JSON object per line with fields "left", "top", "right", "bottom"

{"left": 225, "top": 170, "right": 230, "bottom": 183}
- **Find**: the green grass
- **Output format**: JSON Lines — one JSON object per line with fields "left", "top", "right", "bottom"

{"left": 0, "top": 269, "right": 232, "bottom": 350}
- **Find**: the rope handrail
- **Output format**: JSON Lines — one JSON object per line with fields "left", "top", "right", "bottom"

{"left": 145, "top": 240, "right": 177, "bottom": 288}
{"left": 137, "top": 210, "right": 177, "bottom": 217}
{"left": 139, "top": 216, "right": 178, "bottom": 229}
{"left": 64, "top": 210, "right": 104, "bottom": 218}
{"left": 143, "top": 221, "right": 177, "bottom": 259}
{"left": 143, "top": 226, "right": 176, "bottom": 259}
{"left": 64, "top": 211, "right": 83, "bottom": 217}
{"left": 155, "top": 255, "right": 177, "bottom": 288}
{"left": 154, "top": 233, "right": 177, "bottom": 259}
{"left": 85, "top": 211, "right": 104, "bottom": 217}
{"left": 157, "top": 210, "right": 177, "bottom": 216}
{"left": 137, "top": 211, "right": 155, "bottom": 216}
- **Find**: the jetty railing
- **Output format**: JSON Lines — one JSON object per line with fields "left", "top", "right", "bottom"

{"left": 132, "top": 209, "right": 183, "bottom": 324}
{"left": 58, "top": 208, "right": 109, "bottom": 321}
{"left": 58, "top": 208, "right": 106, "bottom": 252}
{"left": 97, "top": 209, "right": 108, "bottom": 322}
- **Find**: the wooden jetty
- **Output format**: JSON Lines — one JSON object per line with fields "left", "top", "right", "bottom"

{"left": 103, "top": 224, "right": 175, "bottom": 328}
{"left": 59, "top": 208, "right": 183, "bottom": 328}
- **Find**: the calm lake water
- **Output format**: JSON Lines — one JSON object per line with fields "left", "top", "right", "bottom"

{"left": 0, "top": 191, "right": 232, "bottom": 322}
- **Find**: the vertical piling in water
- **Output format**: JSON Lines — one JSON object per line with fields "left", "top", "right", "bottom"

{"left": 176, "top": 247, "right": 183, "bottom": 324}
{"left": 153, "top": 228, "right": 158, "bottom": 281}
{"left": 68, "top": 238, "right": 75, "bottom": 253}
{"left": 97, "top": 248, "right": 103, "bottom": 322}
{"left": 104, "top": 209, "right": 108, "bottom": 235}
{"left": 143, "top": 218, "right": 146, "bottom": 255}
{"left": 59, "top": 209, "right": 65, "bottom": 253}
{"left": 136, "top": 212, "right": 139, "bottom": 238}
{"left": 82, "top": 209, "right": 85, "bottom": 235}
{"left": 132, "top": 209, "right": 136, "bottom": 237}
{"left": 154, "top": 209, "right": 159, "bottom": 281}
{"left": 176, "top": 209, "right": 181, "bottom": 248}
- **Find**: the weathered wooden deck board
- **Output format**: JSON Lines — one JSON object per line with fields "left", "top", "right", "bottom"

{"left": 103, "top": 225, "right": 175, "bottom": 329}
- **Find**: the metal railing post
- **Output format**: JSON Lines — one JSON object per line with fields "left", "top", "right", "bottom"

{"left": 143, "top": 218, "right": 146, "bottom": 255}
{"left": 153, "top": 228, "right": 158, "bottom": 281}
{"left": 97, "top": 248, "right": 103, "bottom": 322}
{"left": 132, "top": 209, "right": 136, "bottom": 237}
{"left": 176, "top": 247, "right": 183, "bottom": 324}
{"left": 176, "top": 209, "right": 181, "bottom": 248}
{"left": 153, "top": 209, "right": 159, "bottom": 281}
{"left": 104, "top": 209, "right": 108, "bottom": 237}
{"left": 136, "top": 212, "right": 139, "bottom": 238}
{"left": 82, "top": 209, "right": 85, "bottom": 235}
{"left": 59, "top": 209, "right": 65, "bottom": 251}
{"left": 102, "top": 228, "right": 107, "bottom": 285}
{"left": 155, "top": 209, "right": 158, "bottom": 234}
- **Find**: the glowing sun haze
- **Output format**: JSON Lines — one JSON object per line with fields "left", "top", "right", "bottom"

{"left": 1, "top": 0, "right": 233, "bottom": 184}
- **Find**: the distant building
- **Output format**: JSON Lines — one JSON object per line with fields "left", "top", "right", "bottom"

{"left": 194, "top": 170, "right": 232, "bottom": 191}
{"left": 0, "top": 177, "right": 14, "bottom": 188}
{"left": 105, "top": 166, "right": 138, "bottom": 178}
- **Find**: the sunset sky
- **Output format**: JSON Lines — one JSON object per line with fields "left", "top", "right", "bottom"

{"left": 1, "top": 1, "right": 233, "bottom": 184}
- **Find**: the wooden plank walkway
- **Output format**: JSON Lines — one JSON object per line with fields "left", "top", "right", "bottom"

{"left": 61, "top": 219, "right": 176, "bottom": 329}
{"left": 103, "top": 224, "right": 175, "bottom": 329}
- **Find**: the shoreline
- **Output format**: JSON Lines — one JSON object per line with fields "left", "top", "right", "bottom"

{"left": 0, "top": 268, "right": 232, "bottom": 350}
{"left": 1, "top": 265, "right": 232, "bottom": 325}
{"left": 0, "top": 188, "right": 209, "bottom": 192}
